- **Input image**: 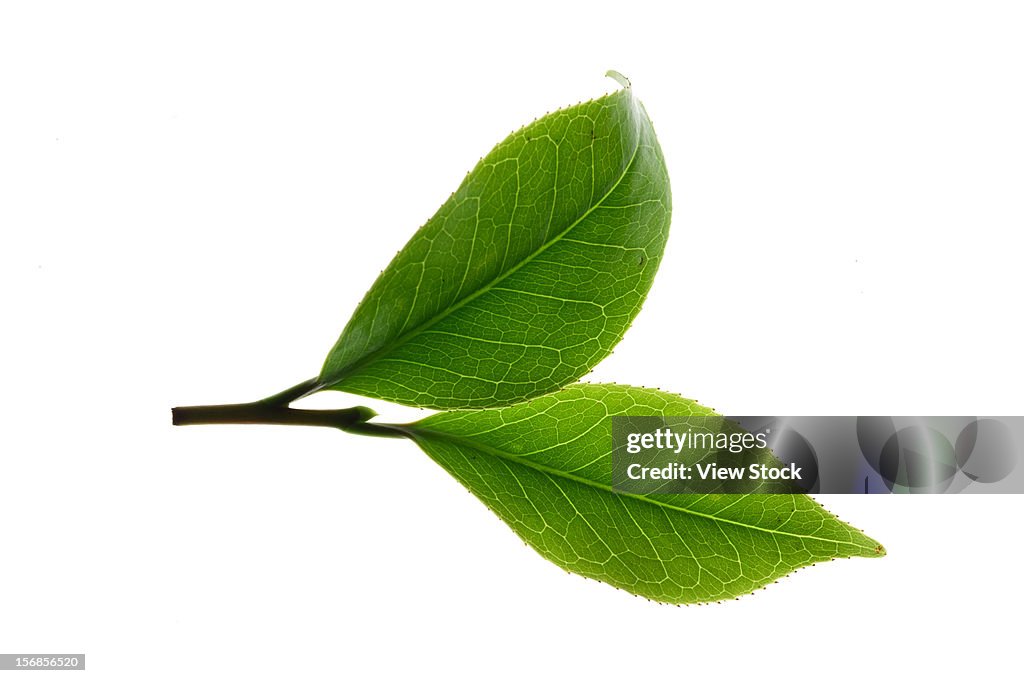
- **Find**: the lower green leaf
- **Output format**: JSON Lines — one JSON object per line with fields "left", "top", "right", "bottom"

{"left": 405, "top": 383, "right": 884, "bottom": 604}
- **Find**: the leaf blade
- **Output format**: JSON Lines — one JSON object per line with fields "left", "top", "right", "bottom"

{"left": 320, "top": 79, "right": 671, "bottom": 408}
{"left": 407, "top": 384, "right": 884, "bottom": 604}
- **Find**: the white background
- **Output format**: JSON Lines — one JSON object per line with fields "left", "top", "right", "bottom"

{"left": 2, "top": 1, "right": 1022, "bottom": 681}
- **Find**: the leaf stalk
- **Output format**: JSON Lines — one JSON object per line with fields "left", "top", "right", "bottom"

{"left": 171, "top": 377, "right": 400, "bottom": 434}
{"left": 171, "top": 401, "right": 375, "bottom": 430}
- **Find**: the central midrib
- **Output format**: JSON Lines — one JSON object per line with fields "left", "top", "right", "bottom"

{"left": 408, "top": 426, "right": 875, "bottom": 551}
{"left": 322, "top": 116, "right": 644, "bottom": 387}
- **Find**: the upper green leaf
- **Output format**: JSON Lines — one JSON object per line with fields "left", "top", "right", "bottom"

{"left": 405, "top": 384, "right": 884, "bottom": 604}
{"left": 319, "top": 76, "right": 671, "bottom": 409}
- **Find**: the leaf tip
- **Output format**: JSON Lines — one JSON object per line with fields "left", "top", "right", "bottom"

{"left": 605, "top": 70, "right": 631, "bottom": 90}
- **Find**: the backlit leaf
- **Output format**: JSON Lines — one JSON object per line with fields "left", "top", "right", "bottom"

{"left": 320, "top": 74, "right": 671, "bottom": 408}
{"left": 404, "top": 384, "right": 884, "bottom": 604}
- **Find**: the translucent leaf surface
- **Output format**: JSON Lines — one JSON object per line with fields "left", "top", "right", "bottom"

{"left": 320, "top": 76, "right": 671, "bottom": 408}
{"left": 406, "top": 384, "right": 884, "bottom": 604}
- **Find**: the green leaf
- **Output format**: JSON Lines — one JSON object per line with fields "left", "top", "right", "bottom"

{"left": 404, "top": 384, "right": 884, "bottom": 604}
{"left": 319, "top": 74, "right": 671, "bottom": 409}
